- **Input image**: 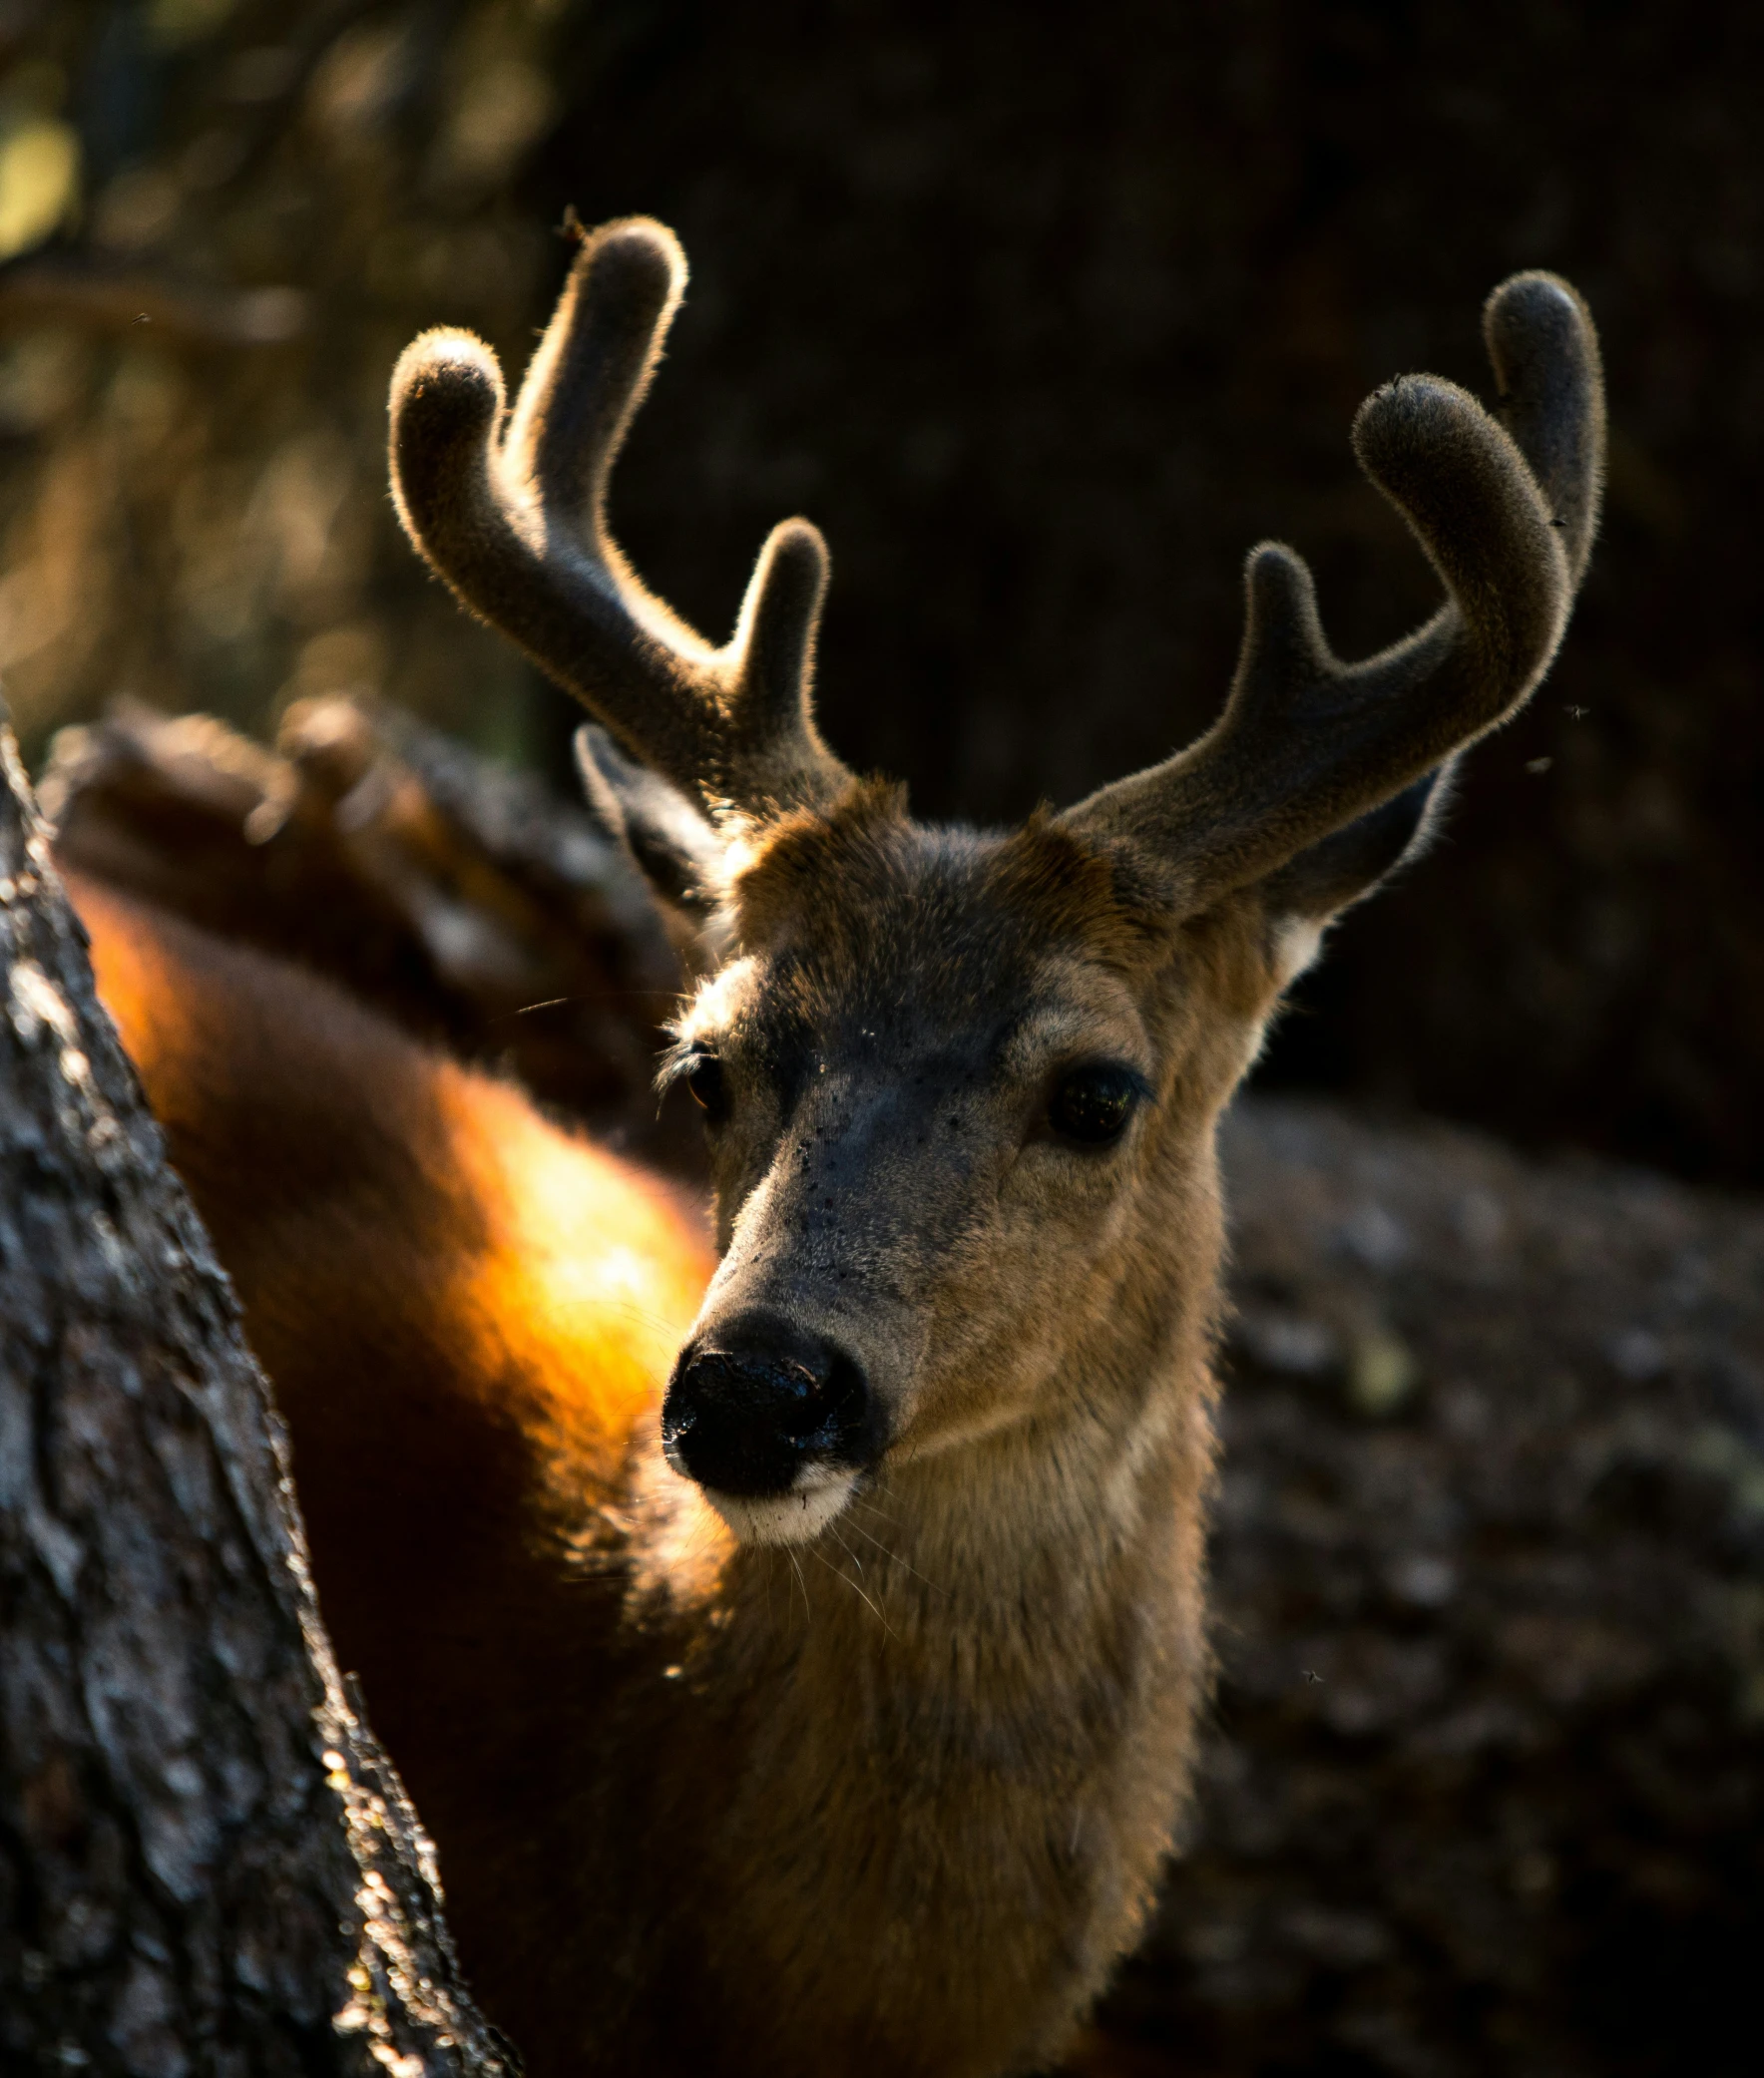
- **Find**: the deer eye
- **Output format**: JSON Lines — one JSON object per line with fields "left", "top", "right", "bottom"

{"left": 1047, "top": 1062, "right": 1143, "bottom": 1147}
{"left": 684, "top": 1048, "right": 730, "bottom": 1126}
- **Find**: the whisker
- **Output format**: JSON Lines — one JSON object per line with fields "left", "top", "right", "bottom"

{"left": 544, "top": 1296, "right": 694, "bottom": 1341}
{"left": 845, "top": 1494, "right": 904, "bottom": 1530}
{"left": 499, "top": 996, "right": 578, "bottom": 1020}
{"left": 843, "top": 1514, "right": 949, "bottom": 1599}
{"left": 842, "top": 1516, "right": 889, "bottom": 1560}
{"left": 813, "top": 1541, "right": 895, "bottom": 1638}
{"left": 486, "top": 988, "right": 680, "bottom": 1026}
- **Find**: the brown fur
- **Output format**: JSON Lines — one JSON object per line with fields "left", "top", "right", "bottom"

{"left": 67, "top": 228, "right": 1605, "bottom": 2077}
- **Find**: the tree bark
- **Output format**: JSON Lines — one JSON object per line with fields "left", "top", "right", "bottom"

{"left": 0, "top": 712, "right": 515, "bottom": 2074}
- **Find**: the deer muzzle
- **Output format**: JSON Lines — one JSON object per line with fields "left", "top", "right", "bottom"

{"left": 662, "top": 1312, "right": 884, "bottom": 1542}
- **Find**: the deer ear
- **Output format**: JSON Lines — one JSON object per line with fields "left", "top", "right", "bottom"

{"left": 575, "top": 725, "right": 727, "bottom": 919}
{"left": 1257, "top": 760, "right": 1455, "bottom": 925}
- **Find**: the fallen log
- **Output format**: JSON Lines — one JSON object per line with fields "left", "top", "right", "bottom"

{"left": 42, "top": 696, "right": 690, "bottom": 1166}
{"left": 1085, "top": 1098, "right": 1764, "bottom": 2075}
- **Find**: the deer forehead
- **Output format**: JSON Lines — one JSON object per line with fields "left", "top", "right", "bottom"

{"left": 689, "top": 810, "right": 1171, "bottom": 1076}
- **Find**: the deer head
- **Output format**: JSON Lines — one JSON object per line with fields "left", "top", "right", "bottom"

{"left": 390, "top": 218, "right": 1602, "bottom": 1548}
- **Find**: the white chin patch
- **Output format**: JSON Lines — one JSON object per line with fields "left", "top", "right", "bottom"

{"left": 704, "top": 1466, "right": 858, "bottom": 1546}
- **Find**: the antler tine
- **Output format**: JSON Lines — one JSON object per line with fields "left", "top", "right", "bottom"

{"left": 1062, "top": 271, "right": 1603, "bottom": 911}
{"left": 388, "top": 216, "right": 850, "bottom": 819}
{"left": 1484, "top": 271, "right": 1604, "bottom": 587}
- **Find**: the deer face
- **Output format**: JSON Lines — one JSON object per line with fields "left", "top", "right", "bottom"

{"left": 388, "top": 218, "right": 1602, "bottom": 1548}
{"left": 652, "top": 798, "right": 1280, "bottom": 1543}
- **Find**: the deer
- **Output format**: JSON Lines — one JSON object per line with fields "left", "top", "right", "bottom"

{"left": 67, "top": 217, "right": 1603, "bottom": 2078}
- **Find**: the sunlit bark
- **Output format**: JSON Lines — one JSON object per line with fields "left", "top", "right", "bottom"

{"left": 0, "top": 714, "right": 515, "bottom": 2074}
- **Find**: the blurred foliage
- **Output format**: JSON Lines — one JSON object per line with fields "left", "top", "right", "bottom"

{"left": 0, "top": 1, "right": 1761, "bottom": 1184}
{"left": 0, "top": 0, "right": 580, "bottom": 768}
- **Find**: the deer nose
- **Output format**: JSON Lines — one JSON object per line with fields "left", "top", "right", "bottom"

{"left": 662, "top": 1315, "right": 875, "bottom": 1498}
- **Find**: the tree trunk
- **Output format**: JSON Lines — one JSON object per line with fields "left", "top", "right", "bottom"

{"left": 0, "top": 712, "right": 515, "bottom": 2074}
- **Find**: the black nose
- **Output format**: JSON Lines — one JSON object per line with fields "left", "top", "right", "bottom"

{"left": 662, "top": 1314, "right": 876, "bottom": 1497}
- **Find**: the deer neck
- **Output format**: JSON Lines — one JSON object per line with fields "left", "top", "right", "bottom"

{"left": 589, "top": 1144, "right": 1224, "bottom": 2077}
{"left": 717, "top": 1168, "right": 1222, "bottom": 1710}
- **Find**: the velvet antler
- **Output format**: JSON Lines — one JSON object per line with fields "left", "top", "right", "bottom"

{"left": 390, "top": 230, "right": 1601, "bottom": 904}
{"left": 1062, "top": 271, "right": 1604, "bottom": 909}
{"left": 388, "top": 217, "right": 850, "bottom": 820}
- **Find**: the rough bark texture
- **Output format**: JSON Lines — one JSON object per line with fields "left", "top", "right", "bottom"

{"left": 0, "top": 716, "right": 516, "bottom": 2076}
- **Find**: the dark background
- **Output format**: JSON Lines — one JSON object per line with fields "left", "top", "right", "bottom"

{"left": 2, "top": 0, "right": 1760, "bottom": 1181}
